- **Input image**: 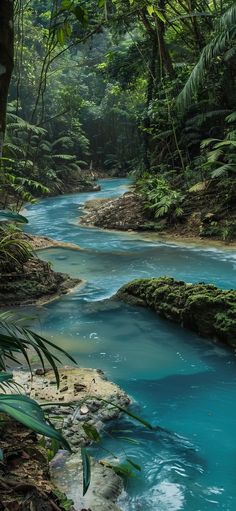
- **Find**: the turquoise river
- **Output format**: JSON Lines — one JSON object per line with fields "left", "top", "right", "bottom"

{"left": 24, "top": 178, "right": 236, "bottom": 511}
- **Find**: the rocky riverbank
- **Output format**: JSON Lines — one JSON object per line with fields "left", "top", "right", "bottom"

{"left": 1, "top": 367, "right": 130, "bottom": 511}
{"left": 116, "top": 277, "right": 236, "bottom": 348}
{"left": 14, "top": 367, "right": 130, "bottom": 449}
{"left": 80, "top": 192, "right": 148, "bottom": 231}
{"left": 0, "top": 256, "right": 82, "bottom": 307}
{"left": 79, "top": 183, "right": 236, "bottom": 243}
{"left": 23, "top": 233, "right": 84, "bottom": 251}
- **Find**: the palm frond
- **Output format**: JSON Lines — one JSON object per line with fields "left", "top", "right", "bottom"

{"left": 0, "top": 314, "right": 76, "bottom": 386}
{"left": 177, "top": 5, "right": 236, "bottom": 112}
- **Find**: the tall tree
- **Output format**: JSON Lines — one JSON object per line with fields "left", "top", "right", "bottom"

{"left": 0, "top": 0, "right": 14, "bottom": 157}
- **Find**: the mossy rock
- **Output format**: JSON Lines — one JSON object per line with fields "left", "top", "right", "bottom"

{"left": 116, "top": 277, "right": 236, "bottom": 348}
{"left": 0, "top": 257, "right": 81, "bottom": 306}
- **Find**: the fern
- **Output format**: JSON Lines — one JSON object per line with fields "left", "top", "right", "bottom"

{"left": 7, "top": 117, "right": 46, "bottom": 135}
{"left": 211, "top": 164, "right": 235, "bottom": 178}
{"left": 51, "top": 154, "right": 76, "bottom": 161}
{"left": 186, "top": 110, "right": 231, "bottom": 128}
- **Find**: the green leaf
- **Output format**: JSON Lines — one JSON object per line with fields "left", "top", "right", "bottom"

{"left": 61, "top": 0, "right": 73, "bottom": 8}
{"left": 83, "top": 423, "right": 100, "bottom": 442}
{"left": 147, "top": 4, "right": 154, "bottom": 16}
{"left": 154, "top": 8, "right": 166, "bottom": 23}
{"left": 117, "top": 436, "right": 140, "bottom": 445}
{"left": 0, "top": 372, "right": 13, "bottom": 383}
{"left": 57, "top": 26, "right": 65, "bottom": 45}
{"left": 81, "top": 447, "right": 91, "bottom": 496}
{"left": 0, "top": 211, "right": 28, "bottom": 224}
{"left": 93, "top": 397, "right": 155, "bottom": 430}
{"left": 127, "top": 458, "right": 141, "bottom": 472}
{"left": 106, "top": 462, "right": 134, "bottom": 478}
{"left": 0, "top": 394, "right": 70, "bottom": 450}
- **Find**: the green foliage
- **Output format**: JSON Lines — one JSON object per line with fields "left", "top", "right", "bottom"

{"left": 0, "top": 311, "right": 78, "bottom": 450}
{"left": 200, "top": 112, "right": 236, "bottom": 178}
{"left": 0, "top": 311, "right": 76, "bottom": 380}
{"left": 137, "top": 175, "right": 185, "bottom": 221}
{"left": 0, "top": 210, "right": 28, "bottom": 224}
{"left": 81, "top": 447, "right": 91, "bottom": 496}
{"left": 177, "top": 4, "right": 236, "bottom": 112}
{"left": 0, "top": 226, "right": 32, "bottom": 272}
{"left": 0, "top": 390, "right": 70, "bottom": 450}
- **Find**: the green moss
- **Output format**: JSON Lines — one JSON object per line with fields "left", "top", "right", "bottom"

{"left": 116, "top": 277, "right": 236, "bottom": 348}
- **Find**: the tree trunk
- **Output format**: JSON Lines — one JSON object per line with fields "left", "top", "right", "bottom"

{"left": 0, "top": 0, "right": 14, "bottom": 157}
{"left": 156, "top": 0, "right": 175, "bottom": 79}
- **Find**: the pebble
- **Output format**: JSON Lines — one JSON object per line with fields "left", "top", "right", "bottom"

{"left": 60, "top": 386, "right": 69, "bottom": 393}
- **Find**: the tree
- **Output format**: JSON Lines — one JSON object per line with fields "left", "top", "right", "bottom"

{"left": 0, "top": 1, "right": 14, "bottom": 157}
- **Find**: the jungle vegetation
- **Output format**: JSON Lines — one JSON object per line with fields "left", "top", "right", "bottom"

{"left": 0, "top": 0, "right": 235, "bottom": 447}
{"left": 0, "top": 0, "right": 235, "bottom": 205}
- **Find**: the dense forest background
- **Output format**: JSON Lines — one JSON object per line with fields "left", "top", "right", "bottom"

{"left": 0, "top": 0, "right": 236, "bottom": 237}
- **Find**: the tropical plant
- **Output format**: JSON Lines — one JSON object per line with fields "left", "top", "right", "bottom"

{"left": 177, "top": 4, "right": 236, "bottom": 112}
{"left": 138, "top": 175, "right": 185, "bottom": 221}
{"left": 0, "top": 310, "right": 78, "bottom": 450}
{"left": 0, "top": 210, "right": 31, "bottom": 271}
{"left": 200, "top": 112, "right": 236, "bottom": 178}
{"left": 0, "top": 226, "right": 32, "bottom": 272}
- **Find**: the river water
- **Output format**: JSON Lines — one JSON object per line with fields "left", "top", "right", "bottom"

{"left": 24, "top": 178, "right": 236, "bottom": 511}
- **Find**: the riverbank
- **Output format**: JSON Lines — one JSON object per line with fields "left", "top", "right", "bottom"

{"left": 0, "top": 232, "right": 86, "bottom": 307}
{"left": 13, "top": 366, "right": 130, "bottom": 450}
{"left": 0, "top": 255, "right": 82, "bottom": 307}
{"left": 23, "top": 233, "right": 84, "bottom": 251}
{"left": 79, "top": 187, "right": 236, "bottom": 245}
{"left": 116, "top": 277, "right": 236, "bottom": 349}
{"left": 1, "top": 366, "right": 129, "bottom": 511}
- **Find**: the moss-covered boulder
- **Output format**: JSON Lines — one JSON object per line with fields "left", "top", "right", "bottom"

{"left": 116, "top": 277, "right": 236, "bottom": 348}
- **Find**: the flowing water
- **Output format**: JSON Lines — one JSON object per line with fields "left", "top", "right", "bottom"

{"left": 24, "top": 178, "right": 236, "bottom": 511}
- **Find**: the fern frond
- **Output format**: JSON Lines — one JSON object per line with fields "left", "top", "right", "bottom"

{"left": 3, "top": 143, "right": 26, "bottom": 158}
{"left": 186, "top": 110, "right": 231, "bottom": 128}
{"left": 200, "top": 138, "right": 220, "bottom": 148}
{"left": 7, "top": 119, "right": 46, "bottom": 135}
{"left": 51, "top": 154, "right": 76, "bottom": 161}
{"left": 211, "top": 164, "right": 235, "bottom": 177}
{"left": 207, "top": 148, "right": 223, "bottom": 162}
{"left": 225, "top": 111, "right": 236, "bottom": 123}
{"left": 51, "top": 136, "right": 72, "bottom": 148}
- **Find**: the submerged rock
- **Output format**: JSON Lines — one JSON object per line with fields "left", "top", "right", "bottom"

{"left": 116, "top": 277, "right": 236, "bottom": 348}
{"left": 51, "top": 451, "right": 123, "bottom": 511}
